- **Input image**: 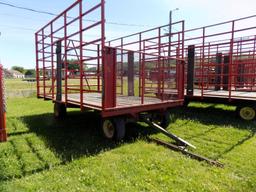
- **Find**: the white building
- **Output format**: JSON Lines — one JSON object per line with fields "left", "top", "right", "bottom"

{"left": 8, "top": 70, "right": 25, "bottom": 79}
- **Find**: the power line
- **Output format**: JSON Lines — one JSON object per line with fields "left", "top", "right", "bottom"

{"left": 0, "top": 1, "right": 152, "bottom": 28}
{"left": 0, "top": 24, "right": 35, "bottom": 32}
{"left": 0, "top": 1, "right": 56, "bottom": 16}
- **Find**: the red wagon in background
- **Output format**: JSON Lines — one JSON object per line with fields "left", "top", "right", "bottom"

{"left": 35, "top": 0, "right": 185, "bottom": 140}
{"left": 183, "top": 15, "right": 256, "bottom": 120}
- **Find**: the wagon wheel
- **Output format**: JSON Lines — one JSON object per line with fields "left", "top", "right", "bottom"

{"left": 236, "top": 105, "right": 256, "bottom": 121}
{"left": 54, "top": 103, "right": 67, "bottom": 119}
{"left": 152, "top": 111, "right": 171, "bottom": 129}
{"left": 102, "top": 118, "right": 126, "bottom": 141}
{"left": 160, "top": 111, "right": 171, "bottom": 129}
{"left": 183, "top": 99, "right": 190, "bottom": 107}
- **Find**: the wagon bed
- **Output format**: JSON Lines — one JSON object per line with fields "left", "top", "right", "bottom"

{"left": 41, "top": 92, "right": 183, "bottom": 115}
{"left": 187, "top": 89, "right": 256, "bottom": 101}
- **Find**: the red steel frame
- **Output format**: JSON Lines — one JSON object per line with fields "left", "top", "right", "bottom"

{"left": 35, "top": 0, "right": 185, "bottom": 118}
{"left": 183, "top": 15, "right": 256, "bottom": 102}
{"left": 36, "top": 0, "right": 105, "bottom": 104}
{"left": 108, "top": 22, "right": 185, "bottom": 101}
{"left": 0, "top": 64, "right": 7, "bottom": 142}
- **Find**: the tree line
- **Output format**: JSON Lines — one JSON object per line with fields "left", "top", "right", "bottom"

{"left": 11, "top": 66, "right": 36, "bottom": 77}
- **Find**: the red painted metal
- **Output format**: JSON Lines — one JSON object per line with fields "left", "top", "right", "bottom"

{"left": 0, "top": 65, "right": 7, "bottom": 142}
{"left": 36, "top": 0, "right": 105, "bottom": 100}
{"left": 35, "top": 0, "right": 185, "bottom": 118}
{"left": 103, "top": 47, "right": 117, "bottom": 109}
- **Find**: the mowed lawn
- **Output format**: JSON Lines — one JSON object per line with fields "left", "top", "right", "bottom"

{"left": 0, "top": 80, "right": 255, "bottom": 191}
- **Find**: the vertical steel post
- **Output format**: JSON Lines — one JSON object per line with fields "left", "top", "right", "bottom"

{"left": 97, "top": 44, "right": 100, "bottom": 92}
{"left": 207, "top": 43, "right": 210, "bottom": 89}
{"left": 180, "top": 61, "right": 185, "bottom": 100}
{"left": 253, "top": 37, "right": 256, "bottom": 89}
{"left": 103, "top": 47, "right": 116, "bottom": 108}
{"left": 237, "top": 61, "right": 245, "bottom": 89}
{"left": 64, "top": 12, "right": 68, "bottom": 104}
{"left": 168, "top": 11, "right": 172, "bottom": 57}
{"left": 215, "top": 53, "right": 222, "bottom": 91}
{"left": 50, "top": 23, "right": 54, "bottom": 100}
{"left": 128, "top": 51, "right": 134, "bottom": 96}
{"left": 35, "top": 33, "right": 40, "bottom": 97}
{"left": 177, "top": 32, "right": 181, "bottom": 90}
{"left": 139, "top": 33, "right": 142, "bottom": 97}
{"left": 228, "top": 21, "right": 235, "bottom": 99}
{"left": 56, "top": 41, "right": 62, "bottom": 102}
{"left": 121, "top": 38, "right": 124, "bottom": 95}
{"left": 42, "top": 29, "right": 46, "bottom": 98}
{"left": 182, "top": 21, "right": 185, "bottom": 59}
{"left": 176, "top": 47, "right": 184, "bottom": 100}
{"left": 101, "top": 0, "right": 106, "bottom": 109}
{"left": 158, "top": 27, "right": 163, "bottom": 100}
{"left": 187, "top": 45, "right": 195, "bottom": 96}
{"left": 79, "top": 0, "right": 84, "bottom": 109}
{"left": 223, "top": 55, "right": 230, "bottom": 91}
{"left": 141, "top": 53, "right": 145, "bottom": 104}
{"left": 201, "top": 27, "right": 205, "bottom": 97}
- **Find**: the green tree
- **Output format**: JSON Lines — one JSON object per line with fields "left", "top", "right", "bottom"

{"left": 12, "top": 66, "right": 25, "bottom": 74}
{"left": 25, "top": 69, "right": 36, "bottom": 77}
{"left": 67, "top": 59, "right": 79, "bottom": 70}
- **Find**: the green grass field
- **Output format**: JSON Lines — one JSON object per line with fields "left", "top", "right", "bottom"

{"left": 0, "top": 79, "right": 255, "bottom": 191}
{"left": 5, "top": 79, "right": 36, "bottom": 98}
{"left": 5, "top": 79, "right": 36, "bottom": 91}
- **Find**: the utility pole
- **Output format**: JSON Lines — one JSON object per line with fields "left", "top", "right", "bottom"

{"left": 168, "top": 8, "right": 179, "bottom": 57}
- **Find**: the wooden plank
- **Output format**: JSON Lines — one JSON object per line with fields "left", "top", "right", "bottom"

{"left": 55, "top": 93, "right": 182, "bottom": 112}
{"left": 192, "top": 89, "right": 256, "bottom": 100}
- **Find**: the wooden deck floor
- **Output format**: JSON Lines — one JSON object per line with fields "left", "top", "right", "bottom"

{"left": 191, "top": 89, "right": 256, "bottom": 100}
{"left": 62, "top": 89, "right": 256, "bottom": 108}
{"left": 64, "top": 93, "right": 168, "bottom": 108}
{"left": 144, "top": 88, "right": 256, "bottom": 100}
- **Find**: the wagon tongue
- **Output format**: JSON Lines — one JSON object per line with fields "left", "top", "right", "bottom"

{"left": 141, "top": 116, "right": 196, "bottom": 149}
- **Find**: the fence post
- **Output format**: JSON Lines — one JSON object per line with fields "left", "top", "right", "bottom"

{"left": 0, "top": 65, "right": 7, "bottom": 142}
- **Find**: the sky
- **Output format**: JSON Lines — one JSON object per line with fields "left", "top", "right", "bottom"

{"left": 0, "top": 0, "right": 255, "bottom": 69}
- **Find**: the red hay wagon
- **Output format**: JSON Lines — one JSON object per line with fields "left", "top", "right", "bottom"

{"left": 183, "top": 15, "right": 256, "bottom": 120}
{"left": 35, "top": 0, "right": 185, "bottom": 140}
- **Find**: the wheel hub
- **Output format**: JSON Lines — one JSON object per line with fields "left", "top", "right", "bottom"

{"left": 103, "top": 120, "right": 115, "bottom": 139}
{"left": 240, "top": 107, "right": 256, "bottom": 121}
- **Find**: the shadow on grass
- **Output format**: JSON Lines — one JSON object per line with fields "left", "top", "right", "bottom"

{"left": 169, "top": 104, "right": 256, "bottom": 160}
{"left": 21, "top": 104, "right": 255, "bottom": 163}
{"left": 21, "top": 111, "right": 156, "bottom": 162}
{"left": 0, "top": 111, "right": 157, "bottom": 182}
{"left": 216, "top": 131, "right": 255, "bottom": 159}
{"left": 170, "top": 104, "right": 256, "bottom": 132}
{"left": 3, "top": 103, "right": 255, "bottom": 182}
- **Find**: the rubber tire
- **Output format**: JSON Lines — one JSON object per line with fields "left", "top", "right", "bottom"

{"left": 54, "top": 103, "right": 67, "bottom": 119}
{"left": 183, "top": 99, "right": 190, "bottom": 107}
{"left": 151, "top": 111, "right": 171, "bottom": 129}
{"left": 236, "top": 105, "right": 256, "bottom": 121}
{"left": 102, "top": 118, "right": 126, "bottom": 141}
{"left": 160, "top": 111, "right": 171, "bottom": 129}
